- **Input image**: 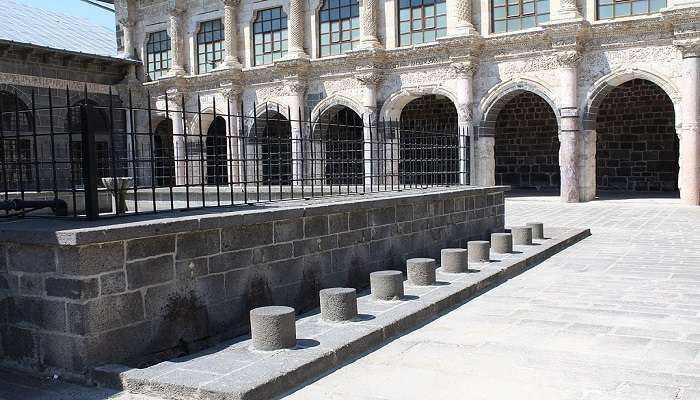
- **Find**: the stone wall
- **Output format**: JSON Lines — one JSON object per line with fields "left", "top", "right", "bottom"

{"left": 0, "top": 187, "right": 505, "bottom": 377}
{"left": 596, "top": 79, "right": 679, "bottom": 192}
{"left": 494, "top": 92, "right": 560, "bottom": 190}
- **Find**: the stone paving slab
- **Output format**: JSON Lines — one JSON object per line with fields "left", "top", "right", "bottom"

{"left": 95, "top": 226, "right": 589, "bottom": 400}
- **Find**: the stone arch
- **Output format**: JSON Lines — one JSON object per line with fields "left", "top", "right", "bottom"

{"left": 380, "top": 85, "right": 459, "bottom": 122}
{"left": 582, "top": 68, "right": 682, "bottom": 132}
{"left": 0, "top": 84, "right": 32, "bottom": 109}
{"left": 477, "top": 78, "right": 560, "bottom": 137}
{"left": 244, "top": 100, "right": 291, "bottom": 136}
{"left": 310, "top": 93, "right": 364, "bottom": 128}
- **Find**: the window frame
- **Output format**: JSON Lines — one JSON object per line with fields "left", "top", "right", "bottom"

{"left": 196, "top": 19, "right": 225, "bottom": 74}
{"left": 595, "top": 0, "right": 666, "bottom": 20}
{"left": 396, "top": 0, "right": 448, "bottom": 47}
{"left": 317, "top": 0, "right": 361, "bottom": 58}
{"left": 490, "top": 0, "right": 550, "bottom": 33}
{"left": 145, "top": 30, "right": 172, "bottom": 81}
{"left": 252, "top": 6, "right": 289, "bottom": 66}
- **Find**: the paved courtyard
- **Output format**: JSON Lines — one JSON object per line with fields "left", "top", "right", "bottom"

{"left": 282, "top": 193, "right": 700, "bottom": 400}
{"left": 1, "top": 193, "right": 699, "bottom": 399}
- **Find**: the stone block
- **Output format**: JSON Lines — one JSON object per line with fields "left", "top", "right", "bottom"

{"left": 40, "top": 333, "right": 86, "bottom": 371}
{"left": 58, "top": 242, "right": 124, "bottom": 276}
{"left": 1, "top": 325, "right": 36, "bottom": 362}
{"left": 292, "top": 235, "right": 337, "bottom": 257}
{"left": 67, "top": 291, "right": 144, "bottom": 335}
{"left": 467, "top": 241, "right": 491, "bottom": 263}
{"left": 526, "top": 222, "right": 545, "bottom": 239}
{"left": 127, "top": 235, "right": 175, "bottom": 260}
{"left": 304, "top": 215, "right": 329, "bottom": 237}
{"left": 396, "top": 204, "right": 414, "bottom": 222}
{"left": 253, "top": 243, "right": 293, "bottom": 264}
{"left": 368, "top": 207, "right": 395, "bottom": 226}
{"left": 320, "top": 288, "right": 357, "bottom": 322}
{"left": 221, "top": 223, "right": 273, "bottom": 252}
{"left": 195, "top": 274, "right": 226, "bottom": 305}
{"left": 250, "top": 306, "right": 296, "bottom": 351}
{"left": 19, "top": 274, "right": 44, "bottom": 296}
{"left": 274, "top": 218, "right": 304, "bottom": 243}
{"left": 176, "top": 230, "right": 220, "bottom": 260}
{"left": 9, "top": 296, "right": 66, "bottom": 332}
{"left": 175, "top": 257, "right": 208, "bottom": 280}
{"left": 7, "top": 244, "right": 55, "bottom": 273}
{"left": 328, "top": 212, "right": 349, "bottom": 234}
{"left": 337, "top": 229, "right": 370, "bottom": 247}
{"left": 46, "top": 277, "right": 99, "bottom": 300}
{"left": 209, "top": 249, "right": 253, "bottom": 274}
{"left": 511, "top": 226, "right": 533, "bottom": 245}
{"left": 441, "top": 248, "right": 468, "bottom": 273}
{"left": 370, "top": 270, "right": 404, "bottom": 300}
{"left": 100, "top": 271, "right": 126, "bottom": 296}
{"left": 224, "top": 268, "right": 250, "bottom": 299}
{"left": 406, "top": 258, "right": 436, "bottom": 286}
{"left": 491, "top": 233, "right": 513, "bottom": 254}
{"left": 126, "top": 254, "right": 174, "bottom": 290}
{"left": 348, "top": 210, "right": 368, "bottom": 230}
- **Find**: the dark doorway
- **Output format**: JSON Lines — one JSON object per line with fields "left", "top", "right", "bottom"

{"left": 206, "top": 116, "right": 228, "bottom": 185}
{"left": 253, "top": 111, "right": 292, "bottom": 185}
{"left": 154, "top": 119, "right": 175, "bottom": 186}
{"left": 317, "top": 106, "right": 364, "bottom": 186}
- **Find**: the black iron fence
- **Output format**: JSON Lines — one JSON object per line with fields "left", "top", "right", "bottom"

{"left": 0, "top": 87, "right": 469, "bottom": 219}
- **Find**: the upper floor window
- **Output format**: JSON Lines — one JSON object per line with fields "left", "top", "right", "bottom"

{"left": 398, "top": 0, "right": 447, "bottom": 46}
{"left": 319, "top": 0, "right": 360, "bottom": 57}
{"left": 491, "top": 0, "right": 549, "bottom": 33}
{"left": 146, "top": 30, "right": 171, "bottom": 81}
{"left": 253, "top": 7, "right": 288, "bottom": 66}
{"left": 597, "top": 0, "right": 664, "bottom": 19}
{"left": 197, "top": 19, "right": 224, "bottom": 73}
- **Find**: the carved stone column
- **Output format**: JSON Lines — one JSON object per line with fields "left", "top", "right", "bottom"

{"left": 119, "top": 19, "right": 135, "bottom": 59}
{"left": 557, "top": 0, "right": 582, "bottom": 20}
{"left": 162, "top": 89, "right": 188, "bottom": 185}
{"left": 451, "top": 60, "right": 476, "bottom": 184}
{"left": 286, "top": 0, "right": 308, "bottom": 59}
{"left": 557, "top": 50, "right": 581, "bottom": 203}
{"left": 359, "top": 0, "right": 382, "bottom": 49}
{"left": 356, "top": 70, "right": 383, "bottom": 187}
{"left": 284, "top": 79, "right": 307, "bottom": 182}
{"left": 221, "top": 0, "right": 242, "bottom": 69}
{"left": 220, "top": 84, "right": 242, "bottom": 183}
{"left": 676, "top": 40, "right": 700, "bottom": 206}
{"left": 451, "top": 0, "right": 476, "bottom": 36}
{"left": 169, "top": 7, "right": 186, "bottom": 76}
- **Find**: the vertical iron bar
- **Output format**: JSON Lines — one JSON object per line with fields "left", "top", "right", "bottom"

{"left": 0, "top": 91, "right": 8, "bottom": 203}
{"left": 146, "top": 90, "right": 157, "bottom": 212}
{"left": 81, "top": 87, "right": 99, "bottom": 220}
{"left": 240, "top": 101, "right": 248, "bottom": 204}
{"left": 181, "top": 93, "right": 190, "bottom": 210}
{"left": 108, "top": 87, "right": 119, "bottom": 214}
{"left": 30, "top": 90, "right": 40, "bottom": 193}
{"left": 66, "top": 86, "right": 77, "bottom": 216}
{"left": 197, "top": 95, "right": 205, "bottom": 208}
{"left": 48, "top": 88, "right": 59, "bottom": 200}
{"left": 128, "top": 90, "right": 139, "bottom": 214}
{"left": 14, "top": 91, "right": 24, "bottom": 201}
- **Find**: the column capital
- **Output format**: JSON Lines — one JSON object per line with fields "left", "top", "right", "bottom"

{"left": 554, "top": 49, "right": 582, "bottom": 68}
{"left": 223, "top": 0, "right": 241, "bottom": 6}
{"left": 219, "top": 83, "right": 241, "bottom": 100}
{"left": 167, "top": 0, "right": 186, "bottom": 14}
{"left": 355, "top": 69, "right": 383, "bottom": 87}
{"left": 282, "top": 79, "right": 307, "bottom": 96}
{"left": 675, "top": 38, "right": 700, "bottom": 58}
{"left": 450, "top": 59, "right": 477, "bottom": 77}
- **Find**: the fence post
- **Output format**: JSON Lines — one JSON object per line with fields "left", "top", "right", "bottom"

{"left": 81, "top": 102, "right": 100, "bottom": 219}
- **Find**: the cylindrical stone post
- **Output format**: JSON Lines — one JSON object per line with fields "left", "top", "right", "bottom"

{"left": 406, "top": 258, "right": 436, "bottom": 286}
{"left": 370, "top": 270, "right": 404, "bottom": 300}
{"left": 441, "top": 248, "right": 468, "bottom": 273}
{"left": 319, "top": 288, "right": 358, "bottom": 322}
{"left": 511, "top": 226, "right": 533, "bottom": 245}
{"left": 491, "top": 233, "right": 513, "bottom": 253}
{"left": 250, "top": 306, "right": 296, "bottom": 351}
{"left": 467, "top": 241, "right": 490, "bottom": 263}
{"left": 526, "top": 222, "right": 544, "bottom": 240}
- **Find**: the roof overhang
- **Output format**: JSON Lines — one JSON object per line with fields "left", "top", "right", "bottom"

{"left": 0, "top": 38, "right": 141, "bottom": 66}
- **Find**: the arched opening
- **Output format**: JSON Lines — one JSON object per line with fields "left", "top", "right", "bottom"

{"left": 0, "top": 91, "right": 34, "bottom": 190}
{"left": 154, "top": 119, "right": 176, "bottom": 187}
{"left": 252, "top": 111, "right": 292, "bottom": 185}
{"left": 314, "top": 105, "right": 364, "bottom": 186}
{"left": 206, "top": 116, "right": 228, "bottom": 185}
{"left": 494, "top": 91, "right": 559, "bottom": 191}
{"left": 595, "top": 79, "right": 678, "bottom": 194}
{"left": 398, "top": 94, "right": 459, "bottom": 185}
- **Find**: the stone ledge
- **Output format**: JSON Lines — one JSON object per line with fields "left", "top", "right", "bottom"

{"left": 93, "top": 226, "right": 589, "bottom": 400}
{"left": 0, "top": 186, "right": 508, "bottom": 246}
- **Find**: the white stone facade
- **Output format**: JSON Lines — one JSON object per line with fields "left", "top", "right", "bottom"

{"left": 116, "top": 0, "right": 700, "bottom": 205}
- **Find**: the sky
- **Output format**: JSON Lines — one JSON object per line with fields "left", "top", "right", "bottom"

{"left": 12, "top": 0, "right": 116, "bottom": 31}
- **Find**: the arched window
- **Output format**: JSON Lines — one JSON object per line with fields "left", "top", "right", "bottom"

{"left": 253, "top": 7, "right": 288, "bottom": 66}
{"left": 197, "top": 19, "right": 224, "bottom": 73}
{"left": 319, "top": 0, "right": 360, "bottom": 57}
{"left": 398, "top": 0, "right": 447, "bottom": 46}
{"left": 596, "top": 0, "right": 664, "bottom": 19}
{"left": 491, "top": 0, "right": 549, "bottom": 33}
{"left": 146, "top": 30, "right": 171, "bottom": 81}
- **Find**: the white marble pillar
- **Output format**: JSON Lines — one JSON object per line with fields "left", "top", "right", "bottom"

{"left": 557, "top": 50, "right": 581, "bottom": 203}
{"left": 286, "top": 0, "right": 308, "bottom": 59}
{"left": 285, "top": 80, "right": 306, "bottom": 183}
{"left": 557, "top": 0, "right": 582, "bottom": 20}
{"left": 356, "top": 71, "right": 382, "bottom": 188}
{"left": 119, "top": 19, "right": 135, "bottom": 59}
{"left": 220, "top": 86, "right": 242, "bottom": 184}
{"left": 169, "top": 8, "right": 186, "bottom": 76}
{"left": 171, "top": 103, "right": 187, "bottom": 185}
{"left": 450, "top": 0, "right": 476, "bottom": 36}
{"left": 359, "top": 0, "right": 382, "bottom": 49}
{"left": 474, "top": 136, "right": 495, "bottom": 186}
{"left": 678, "top": 42, "right": 700, "bottom": 206}
{"left": 221, "top": 0, "right": 242, "bottom": 69}
{"left": 452, "top": 60, "right": 476, "bottom": 184}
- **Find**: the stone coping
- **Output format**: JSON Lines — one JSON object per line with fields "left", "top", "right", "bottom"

{"left": 0, "top": 186, "right": 507, "bottom": 245}
{"left": 94, "top": 226, "right": 590, "bottom": 400}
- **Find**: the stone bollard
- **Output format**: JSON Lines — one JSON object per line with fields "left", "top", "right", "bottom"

{"left": 370, "top": 270, "right": 404, "bottom": 300}
{"left": 319, "top": 288, "right": 358, "bottom": 322}
{"left": 491, "top": 233, "right": 513, "bottom": 254}
{"left": 467, "top": 241, "right": 490, "bottom": 263}
{"left": 250, "top": 306, "right": 296, "bottom": 351}
{"left": 406, "top": 258, "right": 436, "bottom": 286}
{"left": 526, "top": 222, "right": 544, "bottom": 240}
{"left": 511, "top": 226, "right": 533, "bottom": 245}
{"left": 440, "top": 248, "right": 468, "bottom": 273}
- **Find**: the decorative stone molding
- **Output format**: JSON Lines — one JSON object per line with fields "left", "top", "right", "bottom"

{"left": 554, "top": 50, "right": 582, "bottom": 68}
{"left": 450, "top": 59, "right": 477, "bottom": 77}
{"left": 219, "top": 84, "right": 241, "bottom": 101}
{"left": 355, "top": 69, "right": 383, "bottom": 87}
{"left": 675, "top": 38, "right": 700, "bottom": 58}
{"left": 281, "top": 79, "right": 307, "bottom": 96}
{"left": 557, "top": 0, "right": 582, "bottom": 20}
{"left": 457, "top": 102, "right": 474, "bottom": 123}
